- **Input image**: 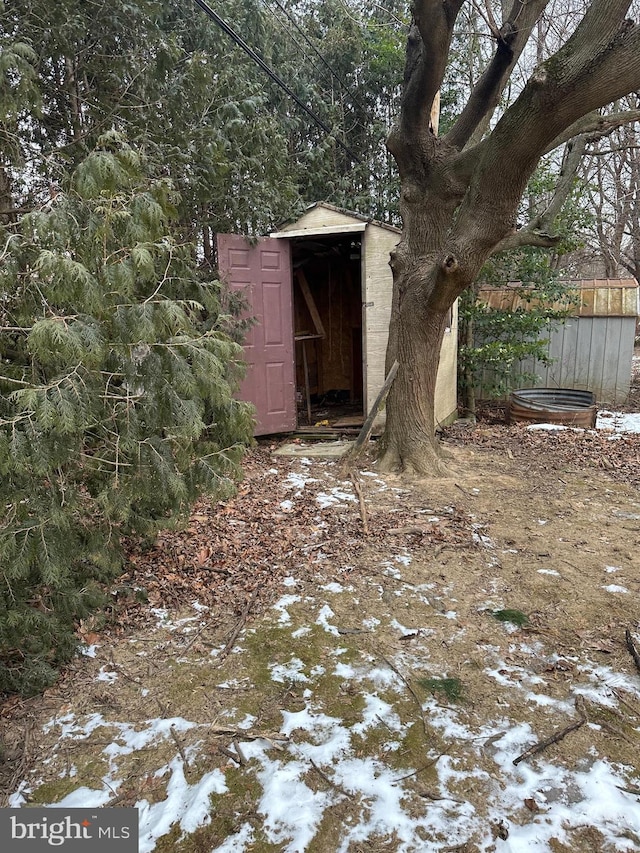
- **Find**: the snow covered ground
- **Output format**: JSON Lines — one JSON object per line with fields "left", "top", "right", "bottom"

{"left": 526, "top": 408, "right": 640, "bottom": 433}
{"left": 597, "top": 410, "right": 640, "bottom": 433}
{"left": 8, "top": 456, "right": 640, "bottom": 852}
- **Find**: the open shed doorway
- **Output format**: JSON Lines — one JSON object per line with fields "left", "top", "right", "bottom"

{"left": 291, "top": 234, "right": 364, "bottom": 427}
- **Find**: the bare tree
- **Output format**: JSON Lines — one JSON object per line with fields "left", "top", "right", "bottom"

{"left": 380, "top": 0, "right": 640, "bottom": 475}
{"left": 581, "top": 101, "right": 640, "bottom": 280}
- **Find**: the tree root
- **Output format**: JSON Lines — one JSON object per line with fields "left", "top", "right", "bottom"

{"left": 377, "top": 444, "right": 450, "bottom": 478}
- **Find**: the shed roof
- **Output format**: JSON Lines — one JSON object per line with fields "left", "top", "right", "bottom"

{"left": 478, "top": 279, "right": 639, "bottom": 318}
{"left": 272, "top": 201, "right": 401, "bottom": 239}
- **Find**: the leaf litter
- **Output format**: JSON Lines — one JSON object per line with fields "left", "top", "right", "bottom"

{"left": 2, "top": 427, "right": 640, "bottom": 852}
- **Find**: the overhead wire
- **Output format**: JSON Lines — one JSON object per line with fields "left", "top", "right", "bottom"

{"left": 260, "top": 0, "right": 376, "bottom": 156}
{"left": 263, "top": 0, "right": 369, "bottom": 116}
{"left": 190, "top": 0, "right": 364, "bottom": 164}
{"left": 258, "top": 1, "right": 347, "bottom": 115}
{"left": 259, "top": 0, "right": 396, "bottom": 187}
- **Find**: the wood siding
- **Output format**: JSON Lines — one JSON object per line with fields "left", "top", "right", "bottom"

{"left": 363, "top": 224, "right": 458, "bottom": 426}
{"left": 272, "top": 203, "right": 459, "bottom": 428}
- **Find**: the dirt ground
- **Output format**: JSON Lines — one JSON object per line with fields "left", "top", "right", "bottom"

{"left": 1, "top": 423, "right": 640, "bottom": 851}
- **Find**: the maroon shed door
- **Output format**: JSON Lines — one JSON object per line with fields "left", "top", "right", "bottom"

{"left": 218, "top": 235, "right": 297, "bottom": 436}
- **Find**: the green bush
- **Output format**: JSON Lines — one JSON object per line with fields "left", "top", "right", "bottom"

{"left": 458, "top": 248, "right": 575, "bottom": 413}
{"left": 0, "top": 135, "right": 254, "bottom": 695}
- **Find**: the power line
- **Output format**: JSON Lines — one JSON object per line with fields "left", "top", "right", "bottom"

{"left": 258, "top": 2, "right": 343, "bottom": 110}
{"left": 264, "top": 0, "right": 369, "bottom": 115}
{"left": 259, "top": 0, "right": 375, "bottom": 148}
{"left": 190, "top": 0, "right": 363, "bottom": 164}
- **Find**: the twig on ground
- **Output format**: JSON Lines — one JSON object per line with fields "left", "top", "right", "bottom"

{"left": 454, "top": 483, "right": 474, "bottom": 497}
{"left": 300, "top": 540, "right": 330, "bottom": 552}
{"left": 181, "top": 619, "right": 216, "bottom": 654}
{"left": 512, "top": 717, "right": 585, "bottom": 766}
{"left": 232, "top": 739, "right": 247, "bottom": 766}
{"left": 394, "top": 752, "right": 447, "bottom": 782}
{"left": 611, "top": 687, "right": 640, "bottom": 717}
{"left": 625, "top": 629, "right": 640, "bottom": 674}
{"left": 218, "top": 745, "right": 242, "bottom": 765}
{"left": 379, "top": 652, "right": 428, "bottom": 736}
{"left": 105, "top": 776, "right": 139, "bottom": 807}
{"left": 170, "top": 724, "right": 190, "bottom": 766}
{"left": 309, "top": 757, "right": 355, "bottom": 799}
{"left": 209, "top": 725, "right": 289, "bottom": 748}
{"left": 350, "top": 472, "right": 369, "bottom": 535}
{"left": 155, "top": 698, "right": 171, "bottom": 717}
{"left": 219, "top": 583, "right": 264, "bottom": 660}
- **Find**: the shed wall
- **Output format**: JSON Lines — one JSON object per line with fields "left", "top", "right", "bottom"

{"left": 362, "top": 223, "right": 458, "bottom": 425}
{"left": 280, "top": 205, "right": 361, "bottom": 233}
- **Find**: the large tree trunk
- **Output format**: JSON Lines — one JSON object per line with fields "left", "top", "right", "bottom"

{"left": 380, "top": 0, "right": 640, "bottom": 476}
{"left": 379, "top": 286, "right": 449, "bottom": 474}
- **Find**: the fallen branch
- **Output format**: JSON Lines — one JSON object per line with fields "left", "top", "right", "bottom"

{"left": 379, "top": 652, "right": 428, "bottom": 736}
{"left": 170, "top": 724, "right": 190, "bottom": 767}
{"left": 218, "top": 745, "right": 243, "bottom": 765}
{"left": 350, "top": 472, "right": 369, "bottom": 535}
{"left": 309, "top": 757, "right": 355, "bottom": 799}
{"left": 219, "top": 582, "right": 264, "bottom": 660}
{"left": 342, "top": 359, "right": 399, "bottom": 472}
{"left": 512, "top": 717, "right": 585, "bottom": 766}
{"left": 232, "top": 739, "right": 247, "bottom": 766}
{"left": 625, "top": 629, "right": 640, "bottom": 674}
{"left": 209, "top": 725, "right": 289, "bottom": 749}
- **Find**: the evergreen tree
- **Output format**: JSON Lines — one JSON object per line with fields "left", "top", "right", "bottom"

{"left": 0, "top": 134, "right": 253, "bottom": 695}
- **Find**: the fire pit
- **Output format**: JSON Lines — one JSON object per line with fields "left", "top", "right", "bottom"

{"left": 507, "top": 388, "right": 597, "bottom": 428}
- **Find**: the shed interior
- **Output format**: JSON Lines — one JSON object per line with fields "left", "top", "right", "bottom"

{"left": 290, "top": 234, "right": 364, "bottom": 425}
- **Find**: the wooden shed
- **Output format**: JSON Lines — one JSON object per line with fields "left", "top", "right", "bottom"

{"left": 478, "top": 278, "right": 639, "bottom": 405}
{"left": 219, "top": 203, "right": 458, "bottom": 435}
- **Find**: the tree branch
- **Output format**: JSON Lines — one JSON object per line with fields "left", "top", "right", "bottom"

{"left": 398, "top": 0, "right": 465, "bottom": 141}
{"left": 490, "top": 228, "right": 562, "bottom": 254}
{"left": 543, "top": 109, "right": 640, "bottom": 156}
{"left": 445, "top": 0, "right": 550, "bottom": 150}
{"left": 451, "top": 9, "right": 640, "bottom": 262}
{"left": 537, "top": 135, "right": 588, "bottom": 227}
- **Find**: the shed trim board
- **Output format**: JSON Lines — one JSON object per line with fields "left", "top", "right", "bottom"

{"left": 271, "top": 223, "right": 366, "bottom": 239}
{"left": 276, "top": 201, "right": 402, "bottom": 235}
